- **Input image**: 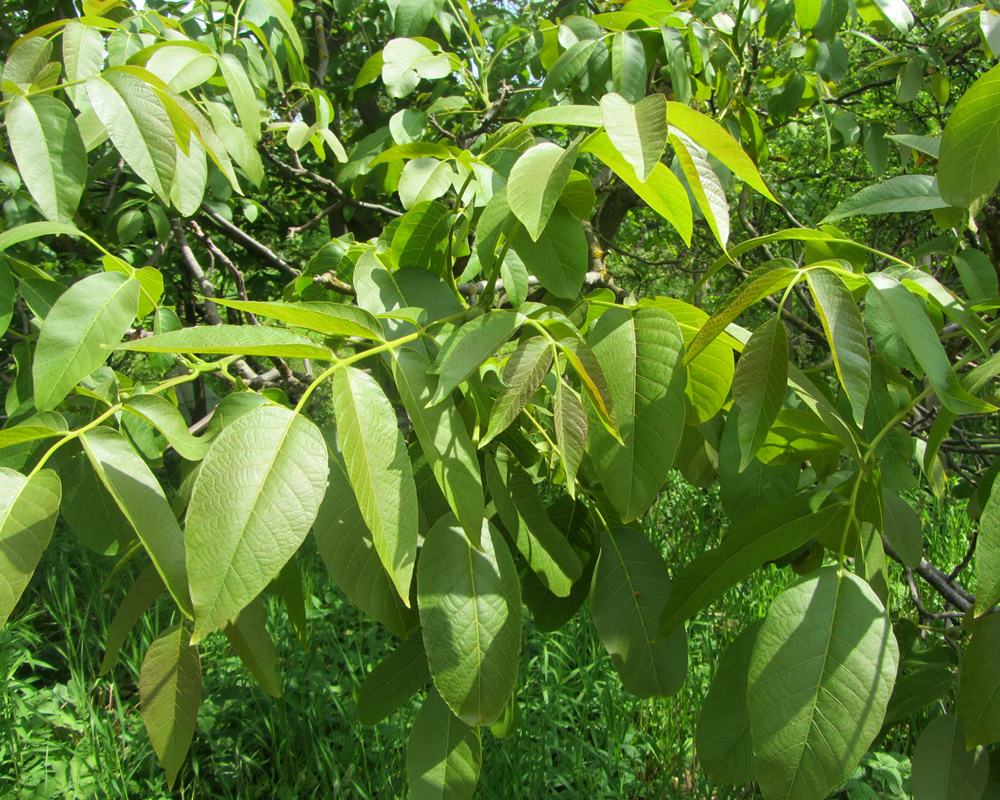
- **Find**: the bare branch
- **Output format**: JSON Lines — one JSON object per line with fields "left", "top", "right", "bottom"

{"left": 200, "top": 205, "right": 299, "bottom": 276}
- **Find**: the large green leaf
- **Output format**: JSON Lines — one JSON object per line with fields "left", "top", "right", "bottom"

{"left": 7, "top": 96, "right": 87, "bottom": 224}
{"left": 911, "top": 714, "right": 988, "bottom": 800}
{"left": 507, "top": 140, "right": 579, "bottom": 241}
{"left": 582, "top": 131, "right": 692, "bottom": 244}
{"left": 509, "top": 205, "right": 588, "bottom": 299}
{"left": 139, "top": 625, "right": 201, "bottom": 789}
{"left": 482, "top": 337, "right": 553, "bottom": 446}
{"left": 881, "top": 489, "right": 923, "bottom": 568}
{"left": 61, "top": 451, "right": 136, "bottom": 555}
{"left": 418, "top": 517, "right": 521, "bottom": 726}
{"left": 938, "top": 63, "right": 1000, "bottom": 208}
{"left": 217, "top": 53, "right": 261, "bottom": 144}
{"left": 696, "top": 620, "right": 761, "bottom": 784}
{"left": 100, "top": 565, "right": 164, "bottom": 675}
{"left": 390, "top": 200, "right": 452, "bottom": 274}
{"left": 805, "top": 268, "right": 871, "bottom": 426}
{"left": 115, "top": 325, "right": 334, "bottom": 360}
{"left": 671, "top": 129, "right": 729, "bottom": 247}
{"left": 0, "top": 468, "right": 60, "bottom": 628}
{"left": 358, "top": 635, "right": 430, "bottom": 724}
{"left": 62, "top": 21, "right": 105, "bottom": 104}
{"left": 587, "top": 307, "right": 686, "bottom": 522}
{"left": 33, "top": 271, "right": 139, "bottom": 411}
{"left": 610, "top": 31, "right": 646, "bottom": 103}
{"left": 79, "top": 427, "right": 192, "bottom": 616}
{"left": 883, "top": 667, "right": 955, "bottom": 727}
{"left": 333, "top": 366, "right": 418, "bottom": 604}
{"left": 821, "top": 175, "right": 949, "bottom": 222}
{"left": 407, "top": 689, "right": 482, "bottom": 800}
{"left": 184, "top": 405, "right": 328, "bottom": 641}
{"left": 978, "top": 474, "right": 1000, "bottom": 614}
{"left": 312, "top": 431, "right": 417, "bottom": 638}
{"left": 590, "top": 526, "right": 687, "bottom": 698}
{"left": 208, "top": 298, "right": 383, "bottom": 340}
{"left": 553, "top": 377, "right": 587, "bottom": 496}
{"left": 86, "top": 70, "right": 176, "bottom": 204}
{"left": 393, "top": 348, "right": 484, "bottom": 547}
{"left": 659, "top": 498, "right": 846, "bottom": 636}
{"left": 429, "top": 311, "right": 523, "bottom": 403}
{"left": 600, "top": 92, "right": 666, "bottom": 182}
{"left": 959, "top": 612, "right": 1000, "bottom": 748}
{"left": 732, "top": 318, "right": 788, "bottom": 470}
{"left": 382, "top": 37, "right": 451, "bottom": 98}
{"left": 748, "top": 567, "right": 899, "bottom": 800}
{"left": 221, "top": 597, "right": 280, "bottom": 698}
{"left": 122, "top": 395, "right": 212, "bottom": 462}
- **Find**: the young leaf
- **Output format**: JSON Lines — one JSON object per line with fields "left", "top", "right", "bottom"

{"left": 33, "top": 271, "right": 139, "bottom": 411}
{"left": 600, "top": 92, "right": 667, "bottom": 182}
{"left": 0, "top": 468, "right": 60, "bottom": 628}
{"left": 202, "top": 298, "right": 383, "bottom": 341}
{"left": 221, "top": 597, "right": 280, "bottom": 698}
{"left": 333, "top": 366, "right": 418, "bottom": 604}
{"left": 358, "top": 634, "right": 430, "bottom": 725}
{"left": 805, "top": 268, "right": 871, "bottom": 426}
{"left": 696, "top": 620, "right": 762, "bottom": 784}
{"left": 390, "top": 200, "right": 452, "bottom": 274}
{"left": 393, "top": 347, "right": 484, "bottom": 547}
{"left": 115, "top": 324, "right": 334, "bottom": 360}
{"left": 312, "top": 431, "right": 418, "bottom": 638}
{"left": 821, "top": 175, "right": 949, "bottom": 222}
{"left": 100, "top": 564, "right": 165, "bottom": 675}
{"left": 184, "top": 405, "right": 329, "bottom": 641}
{"left": 217, "top": 53, "right": 261, "bottom": 144}
{"left": 418, "top": 517, "right": 521, "bottom": 726}
{"left": 7, "top": 96, "right": 87, "bottom": 224}
{"left": 670, "top": 129, "right": 729, "bottom": 247}
{"left": 507, "top": 140, "right": 579, "bottom": 241}
{"left": 80, "top": 427, "right": 192, "bottom": 616}
{"left": 590, "top": 526, "right": 687, "bottom": 698}
{"left": 509, "top": 205, "right": 588, "bottom": 299}
{"left": 748, "top": 567, "right": 899, "bottom": 800}
{"left": 938, "top": 63, "right": 1000, "bottom": 208}
{"left": 910, "top": 714, "right": 988, "bottom": 800}
{"left": 139, "top": 625, "right": 202, "bottom": 790}
{"left": 407, "top": 689, "right": 482, "bottom": 800}
{"left": 123, "top": 395, "right": 212, "bottom": 461}
{"left": 429, "top": 311, "right": 523, "bottom": 403}
{"left": 482, "top": 337, "right": 553, "bottom": 446}
{"left": 732, "top": 318, "right": 788, "bottom": 470}
{"left": 958, "top": 611, "right": 1000, "bottom": 748}
{"left": 587, "top": 307, "right": 686, "bottom": 522}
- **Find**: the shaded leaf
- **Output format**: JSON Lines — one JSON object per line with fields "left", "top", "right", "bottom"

{"left": 407, "top": 689, "right": 481, "bottom": 800}
{"left": 358, "top": 634, "right": 430, "bottom": 725}
{"left": 911, "top": 714, "right": 988, "bottom": 800}
{"left": 732, "top": 318, "right": 788, "bottom": 470}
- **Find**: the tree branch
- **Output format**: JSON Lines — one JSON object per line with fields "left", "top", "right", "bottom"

{"left": 200, "top": 205, "right": 299, "bottom": 276}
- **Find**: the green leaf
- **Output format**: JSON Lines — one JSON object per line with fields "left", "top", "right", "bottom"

{"left": 795, "top": 0, "right": 822, "bottom": 31}
{"left": 79, "top": 427, "right": 192, "bottom": 616}
{"left": 407, "top": 689, "right": 482, "bottom": 800}
{"left": 221, "top": 597, "right": 280, "bottom": 698}
{"left": 660, "top": 498, "right": 845, "bottom": 636}
{"left": 170, "top": 136, "right": 207, "bottom": 216}
{"left": 382, "top": 38, "right": 451, "bottom": 98}
{"left": 429, "top": 311, "right": 523, "bottom": 404}
{"left": 938, "top": 64, "right": 1000, "bottom": 208}
{"left": 911, "top": 714, "right": 988, "bottom": 800}
{"left": 61, "top": 451, "right": 135, "bottom": 555}
{"left": 418, "top": 517, "right": 521, "bottom": 726}
{"left": 115, "top": 325, "right": 334, "bottom": 360}
{"left": 554, "top": 377, "right": 587, "bottom": 496}
{"left": 522, "top": 104, "right": 603, "bottom": 128}
{"left": 507, "top": 140, "right": 579, "bottom": 241}
{"left": 100, "top": 565, "right": 164, "bottom": 675}
{"left": 587, "top": 307, "right": 686, "bottom": 522}
{"left": 390, "top": 200, "right": 452, "bottom": 273}
{"left": 558, "top": 337, "right": 620, "bottom": 439}
{"left": 7, "top": 96, "right": 87, "bottom": 224}
{"left": 312, "top": 430, "right": 417, "bottom": 638}
{"left": 139, "top": 625, "right": 201, "bottom": 790}
{"left": 0, "top": 261, "right": 11, "bottom": 336}
{"left": 333, "top": 366, "right": 418, "bottom": 605}
{"left": 978, "top": 474, "right": 1000, "bottom": 614}
{"left": 610, "top": 31, "right": 646, "bottom": 103}
{"left": 482, "top": 337, "right": 552, "bottom": 446}
{"left": 866, "top": 273, "right": 994, "bottom": 416}
{"left": 883, "top": 667, "right": 955, "bottom": 727}
{"left": 487, "top": 448, "right": 583, "bottom": 597}
{"left": 881, "top": 489, "right": 923, "bottom": 568}
{"left": 184, "top": 405, "right": 328, "bottom": 641}
{"left": 204, "top": 99, "right": 264, "bottom": 187}
{"left": 821, "top": 175, "right": 949, "bottom": 223}
{"left": 732, "top": 318, "right": 788, "bottom": 470}
{"left": 543, "top": 40, "right": 598, "bottom": 95}
{"left": 0, "top": 468, "right": 60, "bottom": 628}
{"left": 2, "top": 37, "right": 53, "bottom": 98}
{"left": 217, "top": 53, "right": 260, "bottom": 144}
{"left": 208, "top": 298, "right": 383, "bottom": 340}
{"left": 33, "top": 271, "right": 139, "bottom": 411}
{"left": 590, "top": 526, "right": 687, "bottom": 698}
{"left": 805, "top": 268, "right": 871, "bottom": 426}
{"left": 600, "top": 92, "right": 666, "bottom": 183}
{"left": 86, "top": 71, "right": 176, "bottom": 204}
{"left": 873, "top": 0, "right": 914, "bottom": 32}
{"left": 671, "top": 129, "right": 729, "bottom": 247}
{"left": 509, "top": 205, "right": 588, "bottom": 299}
{"left": 123, "top": 395, "right": 212, "bottom": 461}
{"left": 719, "top": 410, "right": 801, "bottom": 517}
{"left": 696, "top": 621, "right": 761, "bottom": 784}
{"left": 959, "top": 611, "right": 1000, "bottom": 748}
{"left": 62, "top": 21, "right": 105, "bottom": 103}
{"left": 358, "top": 634, "right": 430, "bottom": 725}
{"left": 667, "top": 102, "right": 776, "bottom": 201}
{"left": 582, "top": 131, "right": 692, "bottom": 244}
{"left": 393, "top": 348, "right": 485, "bottom": 547}
{"left": 953, "top": 249, "right": 999, "bottom": 305}
{"left": 748, "top": 567, "right": 899, "bottom": 800}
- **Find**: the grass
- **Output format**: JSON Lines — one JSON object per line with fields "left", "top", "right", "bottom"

{"left": 0, "top": 470, "right": 959, "bottom": 799}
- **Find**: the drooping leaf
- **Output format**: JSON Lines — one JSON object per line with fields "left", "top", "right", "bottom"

{"left": 482, "top": 337, "right": 553, "bottom": 446}
{"left": 122, "top": 395, "right": 212, "bottom": 461}
{"left": 115, "top": 325, "right": 334, "bottom": 360}
{"left": 670, "top": 129, "right": 729, "bottom": 247}
{"left": 696, "top": 621, "right": 761, "bottom": 784}
{"left": 507, "top": 140, "right": 579, "bottom": 241}
{"left": 558, "top": 337, "right": 620, "bottom": 439}
{"left": 184, "top": 405, "right": 328, "bottom": 641}
{"left": 587, "top": 307, "right": 686, "bottom": 522}
{"left": 61, "top": 451, "right": 135, "bottom": 555}
{"left": 139, "top": 625, "right": 201, "bottom": 789}
{"left": 208, "top": 298, "right": 383, "bottom": 341}
{"left": 33, "top": 272, "right": 139, "bottom": 411}
{"left": 221, "top": 597, "right": 280, "bottom": 698}
{"left": 7, "top": 96, "right": 87, "bottom": 224}
{"left": 390, "top": 200, "right": 452, "bottom": 273}
{"left": 509, "top": 205, "right": 588, "bottom": 299}
{"left": 429, "top": 311, "right": 523, "bottom": 403}
{"left": 407, "top": 688, "right": 482, "bottom": 800}
{"left": 938, "top": 63, "right": 1000, "bottom": 208}
{"left": 958, "top": 611, "right": 1000, "bottom": 748}
{"left": 358, "top": 634, "right": 430, "bottom": 725}
{"left": 333, "top": 366, "right": 418, "bottom": 604}
{"left": 100, "top": 565, "right": 164, "bottom": 675}
{"left": 748, "top": 567, "right": 899, "bottom": 800}
{"left": 590, "top": 526, "right": 687, "bottom": 698}
{"left": 881, "top": 489, "right": 923, "bottom": 568}
{"left": 0, "top": 468, "right": 60, "bottom": 628}
{"left": 732, "top": 318, "right": 788, "bottom": 470}
{"left": 600, "top": 92, "right": 667, "bottom": 182}
{"left": 805, "top": 268, "right": 871, "bottom": 426}
{"left": 393, "top": 347, "right": 484, "bottom": 547}
{"left": 911, "top": 714, "right": 988, "bottom": 800}
{"left": 217, "top": 53, "right": 261, "bottom": 144}
{"left": 883, "top": 667, "right": 956, "bottom": 727}
{"left": 610, "top": 31, "right": 646, "bottom": 103}
{"left": 418, "top": 517, "right": 521, "bottom": 726}
{"left": 822, "top": 175, "right": 949, "bottom": 222}
{"left": 554, "top": 377, "right": 587, "bottom": 496}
